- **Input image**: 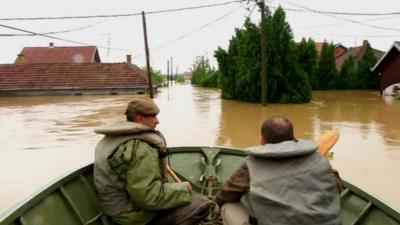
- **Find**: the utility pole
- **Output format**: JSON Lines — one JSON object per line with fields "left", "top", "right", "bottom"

{"left": 142, "top": 11, "right": 154, "bottom": 98}
{"left": 170, "top": 57, "right": 173, "bottom": 85}
{"left": 167, "top": 60, "right": 170, "bottom": 87}
{"left": 175, "top": 65, "right": 179, "bottom": 82}
{"left": 258, "top": 0, "right": 268, "bottom": 106}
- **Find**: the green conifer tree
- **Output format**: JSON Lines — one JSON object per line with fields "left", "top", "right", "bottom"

{"left": 316, "top": 42, "right": 338, "bottom": 90}
{"left": 357, "top": 41, "right": 379, "bottom": 89}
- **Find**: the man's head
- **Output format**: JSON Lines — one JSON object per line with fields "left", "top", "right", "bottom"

{"left": 260, "top": 116, "right": 295, "bottom": 144}
{"left": 125, "top": 98, "right": 159, "bottom": 129}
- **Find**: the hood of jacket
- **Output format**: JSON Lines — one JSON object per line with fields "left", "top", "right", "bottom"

{"left": 95, "top": 121, "right": 166, "bottom": 151}
{"left": 95, "top": 121, "right": 153, "bottom": 136}
{"left": 246, "top": 140, "right": 318, "bottom": 159}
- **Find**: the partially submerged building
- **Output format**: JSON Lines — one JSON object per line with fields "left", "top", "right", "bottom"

{"left": 316, "top": 41, "right": 384, "bottom": 72}
{"left": 0, "top": 44, "right": 153, "bottom": 96}
{"left": 372, "top": 41, "right": 400, "bottom": 96}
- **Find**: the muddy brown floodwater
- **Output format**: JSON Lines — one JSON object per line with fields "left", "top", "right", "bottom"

{"left": 0, "top": 84, "right": 399, "bottom": 213}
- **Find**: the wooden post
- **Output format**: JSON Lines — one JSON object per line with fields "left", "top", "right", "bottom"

{"left": 170, "top": 57, "right": 173, "bottom": 85}
{"left": 175, "top": 65, "right": 179, "bottom": 82}
{"left": 142, "top": 11, "right": 154, "bottom": 98}
{"left": 167, "top": 60, "right": 170, "bottom": 87}
{"left": 258, "top": 0, "right": 267, "bottom": 106}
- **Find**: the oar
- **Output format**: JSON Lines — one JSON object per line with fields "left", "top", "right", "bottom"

{"left": 316, "top": 130, "right": 340, "bottom": 156}
{"left": 166, "top": 164, "right": 181, "bottom": 182}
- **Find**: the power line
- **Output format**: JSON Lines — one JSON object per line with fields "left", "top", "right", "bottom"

{"left": 282, "top": 0, "right": 400, "bottom": 32}
{"left": 134, "top": 3, "right": 246, "bottom": 58}
{"left": 308, "top": 32, "right": 400, "bottom": 39}
{"left": 0, "top": 23, "right": 131, "bottom": 52}
{"left": 282, "top": 7, "right": 400, "bottom": 16}
{"left": 295, "top": 15, "right": 400, "bottom": 30}
{"left": 0, "top": 20, "right": 105, "bottom": 36}
{"left": 0, "top": 1, "right": 245, "bottom": 55}
{"left": 0, "top": 0, "right": 242, "bottom": 21}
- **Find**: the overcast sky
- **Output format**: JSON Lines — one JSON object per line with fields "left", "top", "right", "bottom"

{"left": 1, "top": 0, "right": 399, "bottom": 74}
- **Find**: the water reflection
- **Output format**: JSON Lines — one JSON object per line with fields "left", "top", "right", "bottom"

{"left": 0, "top": 85, "right": 399, "bottom": 213}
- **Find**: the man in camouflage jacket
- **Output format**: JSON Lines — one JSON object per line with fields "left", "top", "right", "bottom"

{"left": 94, "top": 98, "right": 211, "bottom": 225}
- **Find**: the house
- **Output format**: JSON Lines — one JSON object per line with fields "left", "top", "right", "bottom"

{"left": 183, "top": 71, "right": 193, "bottom": 84}
{"left": 0, "top": 56, "right": 154, "bottom": 96}
{"left": 315, "top": 42, "right": 347, "bottom": 59}
{"left": 316, "top": 41, "right": 384, "bottom": 71}
{"left": 371, "top": 41, "right": 400, "bottom": 96}
{"left": 15, "top": 43, "right": 101, "bottom": 64}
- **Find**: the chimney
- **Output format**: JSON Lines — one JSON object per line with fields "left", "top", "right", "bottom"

{"left": 15, "top": 54, "right": 26, "bottom": 65}
{"left": 126, "top": 55, "right": 132, "bottom": 64}
{"left": 49, "top": 42, "right": 54, "bottom": 48}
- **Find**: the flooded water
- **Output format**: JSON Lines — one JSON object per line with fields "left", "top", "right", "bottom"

{"left": 0, "top": 84, "right": 399, "bottom": 213}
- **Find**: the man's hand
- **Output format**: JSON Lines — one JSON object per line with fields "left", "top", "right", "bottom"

{"left": 183, "top": 181, "right": 192, "bottom": 192}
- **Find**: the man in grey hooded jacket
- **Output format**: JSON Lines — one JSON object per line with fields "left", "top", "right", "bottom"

{"left": 215, "top": 116, "right": 342, "bottom": 225}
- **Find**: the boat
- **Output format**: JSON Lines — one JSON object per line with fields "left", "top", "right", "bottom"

{"left": 1, "top": 146, "right": 399, "bottom": 225}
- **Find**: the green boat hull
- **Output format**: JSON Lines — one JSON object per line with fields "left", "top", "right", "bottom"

{"left": 1, "top": 147, "right": 399, "bottom": 225}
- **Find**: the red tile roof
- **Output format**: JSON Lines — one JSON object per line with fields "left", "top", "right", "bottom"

{"left": 334, "top": 44, "right": 347, "bottom": 58}
{"left": 335, "top": 46, "right": 364, "bottom": 70}
{"left": 15, "top": 46, "right": 101, "bottom": 64}
{"left": 0, "top": 63, "right": 149, "bottom": 91}
{"left": 316, "top": 41, "right": 384, "bottom": 71}
{"left": 315, "top": 42, "right": 324, "bottom": 55}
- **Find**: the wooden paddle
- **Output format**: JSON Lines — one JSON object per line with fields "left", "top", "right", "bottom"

{"left": 166, "top": 130, "right": 340, "bottom": 182}
{"left": 316, "top": 130, "right": 340, "bottom": 156}
{"left": 166, "top": 164, "right": 182, "bottom": 182}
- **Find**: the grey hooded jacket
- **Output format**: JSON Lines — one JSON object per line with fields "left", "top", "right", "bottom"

{"left": 243, "top": 140, "right": 342, "bottom": 225}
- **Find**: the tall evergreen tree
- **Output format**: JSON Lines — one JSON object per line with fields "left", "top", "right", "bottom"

{"left": 234, "top": 19, "right": 261, "bottom": 102}
{"left": 214, "top": 47, "right": 235, "bottom": 99}
{"left": 215, "top": 18, "right": 261, "bottom": 101}
{"left": 357, "top": 41, "right": 379, "bottom": 89}
{"left": 339, "top": 56, "right": 357, "bottom": 89}
{"left": 215, "top": 6, "right": 311, "bottom": 103}
{"left": 316, "top": 42, "right": 338, "bottom": 90}
{"left": 297, "top": 38, "right": 318, "bottom": 90}
{"left": 265, "top": 6, "right": 311, "bottom": 103}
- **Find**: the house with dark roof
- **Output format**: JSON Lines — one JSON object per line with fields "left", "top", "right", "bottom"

{"left": 15, "top": 43, "right": 101, "bottom": 64}
{"left": 0, "top": 60, "right": 152, "bottom": 96}
{"left": 316, "top": 41, "right": 384, "bottom": 71}
{"left": 0, "top": 43, "right": 154, "bottom": 96}
{"left": 372, "top": 41, "right": 400, "bottom": 96}
{"left": 335, "top": 41, "right": 384, "bottom": 72}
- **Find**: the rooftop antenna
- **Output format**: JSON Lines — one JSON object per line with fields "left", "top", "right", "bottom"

{"left": 101, "top": 33, "right": 111, "bottom": 60}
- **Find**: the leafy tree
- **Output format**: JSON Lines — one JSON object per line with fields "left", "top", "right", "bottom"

{"left": 316, "top": 42, "right": 338, "bottom": 90}
{"left": 191, "top": 55, "right": 219, "bottom": 87}
{"left": 200, "top": 71, "right": 220, "bottom": 87}
{"left": 143, "top": 67, "right": 164, "bottom": 86}
{"left": 175, "top": 75, "right": 185, "bottom": 83}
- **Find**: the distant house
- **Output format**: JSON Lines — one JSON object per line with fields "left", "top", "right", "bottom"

{"left": 315, "top": 42, "right": 347, "bottom": 59}
{"left": 0, "top": 56, "right": 153, "bottom": 96}
{"left": 183, "top": 71, "right": 192, "bottom": 84}
{"left": 316, "top": 41, "right": 384, "bottom": 71}
{"left": 15, "top": 43, "right": 101, "bottom": 64}
{"left": 371, "top": 41, "right": 400, "bottom": 95}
